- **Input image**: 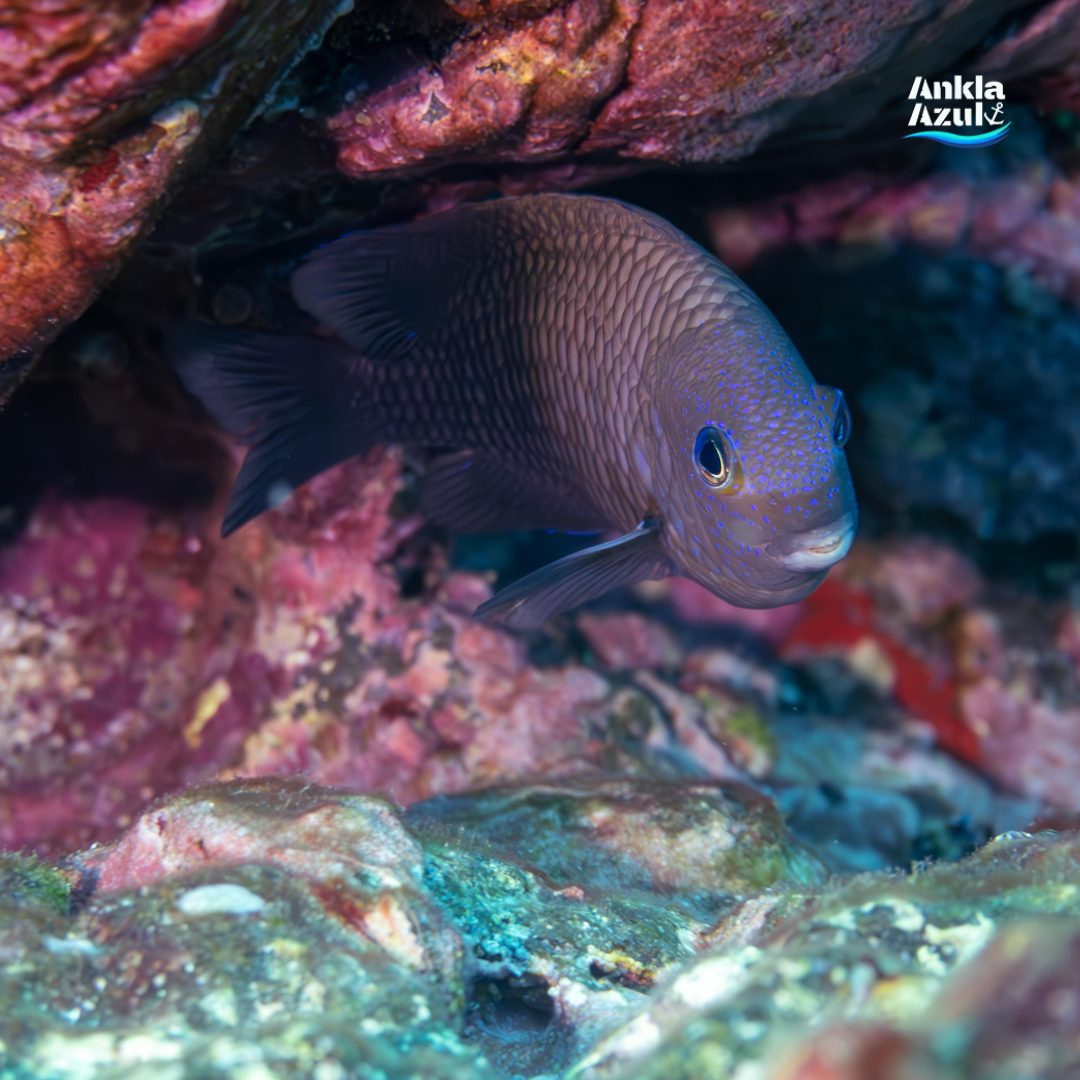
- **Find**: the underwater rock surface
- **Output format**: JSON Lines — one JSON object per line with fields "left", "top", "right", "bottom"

{"left": 3, "top": 0, "right": 1078, "bottom": 364}
{"left": 0, "top": 0, "right": 351, "bottom": 370}
{"left": 2, "top": 780, "right": 1079, "bottom": 1077}
{"left": 324, "top": 0, "right": 1021, "bottom": 177}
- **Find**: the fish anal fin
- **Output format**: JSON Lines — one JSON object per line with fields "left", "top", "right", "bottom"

{"left": 474, "top": 520, "right": 670, "bottom": 630}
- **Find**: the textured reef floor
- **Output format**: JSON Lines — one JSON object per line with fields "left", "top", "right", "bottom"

{"left": 2, "top": 0, "right": 1080, "bottom": 1076}
{"left": 3, "top": 779, "right": 1080, "bottom": 1077}
{"left": 1, "top": 436, "right": 1078, "bottom": 1076}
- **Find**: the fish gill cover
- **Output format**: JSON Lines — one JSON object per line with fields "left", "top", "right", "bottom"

{"left": 0, "top": 1, "right": 1078, "bottom": 1078}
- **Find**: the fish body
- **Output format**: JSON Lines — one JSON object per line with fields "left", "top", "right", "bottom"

{"left": 170, "top": 194, "right": 857, "bottom": 627}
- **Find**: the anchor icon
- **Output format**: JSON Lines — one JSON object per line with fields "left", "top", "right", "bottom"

{"left": 985, "top": 101, "right": 1005, "bottom": 125}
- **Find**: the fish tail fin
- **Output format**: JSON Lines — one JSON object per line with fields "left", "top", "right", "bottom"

{"left": 165, "top": 323, "right": 377, "bottom": 536}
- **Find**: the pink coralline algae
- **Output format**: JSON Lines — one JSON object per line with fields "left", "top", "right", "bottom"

{"left": 707, "top": 161, "right": 1080, "bottom": 308}
{"left": 329, "top": 0, "right": 640, "bottom": 176}
{"left": 0, "top": 451, "right": 674, "bottom": 854}
{"left": 0, "top": 0, "right": 349, "bottom": 366}
{"left": 0, "top": 451, "right": 411, "bottom": 854}
{"left": 3, "top": 446, "right": 1076, "bottom": 856}
{"left": 979, "top": 0, "right": 1080, "bottom": 115}
{"left": 0, "top": 2, "right": 1078, "bottom": 1076}
{"left": 81, "top": 779, "right": 464, "bottom": 982}
{"left": 658, "top": 578, "right": 805, "bottom": 646}
{"left": 327, "top": 0, "right": 1042, "bottom": 177}
{"left": 3, "top": 0, "right": 1078, "bottom": 363}
{"left": 577, "top": 611, "right": 680, "bottom": 671}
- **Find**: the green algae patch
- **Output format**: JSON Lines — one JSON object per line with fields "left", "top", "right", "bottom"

{"left": 0, "top": 855, "right": 72, "bottom": 915}
{"left": 420, "top": 835, "right": 698, "bottom": 990}
{"left": 0, "top": 861, "right": 495, "bottom": 1080}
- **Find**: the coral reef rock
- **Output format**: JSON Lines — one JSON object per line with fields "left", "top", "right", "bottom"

{"left": 578, "top": 829, "right": 1080, "bottom": 1080}
{"left": 2, "top": 781, "right": 1079, "bottom": 1077}
{"left": 327, "top": 0, "right": 1044, "bottom": 177}
{"left": 5, "top": 0, "right": 1079, "bottom": 363}
{"left": 0, "top": 0, "right": 350, "bottom": 368}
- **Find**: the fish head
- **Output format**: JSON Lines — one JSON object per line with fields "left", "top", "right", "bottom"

{"left": 650, "top": 316, "right": 858, "bottom": 608}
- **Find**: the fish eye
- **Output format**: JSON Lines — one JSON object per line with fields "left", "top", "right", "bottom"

{"left": 694, "top": 426, "right": 733, "bottom": 487}
{"left": 832, "top": 392, "right": 852, "bottom": 448}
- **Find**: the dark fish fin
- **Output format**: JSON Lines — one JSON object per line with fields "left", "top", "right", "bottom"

{"left": 423, "top": 451, "right": 606, "bottom": 534}
{"left": 290, "top": 213, "right": 472, "bottom": 359}
{"left": 422, "top": 451, "right": 534, "bottom": 532}
{"left": 166, "top": 323, "right": 373, "bottom": 535}
{"left": 474, "top": 520, "right": 670, "bottom": 630}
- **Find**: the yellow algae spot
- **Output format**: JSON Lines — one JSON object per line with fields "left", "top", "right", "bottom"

{"left": 150, "top": 100, "right": 202, "bottom": 138}
{"left": 838, "top": 213, "right": 897, "bottom": 248}
{"left": 268, "top": 937, "right": 306, "bottom": 960}
{"left": 907, "top": 202, "right": 962, "bottom": 246}
{"left": 184, "top": 677, "right": 232, "bottom": 748}
{"left": 587, "top": 946, "right": 655, "bottom": 987}
{"left": 483, "top": 46, "right": 539, "bottom": 86}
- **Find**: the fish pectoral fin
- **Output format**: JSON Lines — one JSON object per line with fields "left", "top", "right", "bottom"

{"left": 474, "top": 519, "right": 670, "bottom": 630}
{"left": 290, "top": 213, "right": 473, "bottom": 360}
{"left": 423, "top": 451, "right": 605, "bottom": 534}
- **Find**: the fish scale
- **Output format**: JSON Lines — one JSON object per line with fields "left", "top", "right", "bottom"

{"left": 169, "top": 194, "right": 857, "bottom": 628}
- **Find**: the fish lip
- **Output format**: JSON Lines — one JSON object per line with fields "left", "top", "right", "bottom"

{"left": 770, "top": 516, "right": 857, "bottom": 573}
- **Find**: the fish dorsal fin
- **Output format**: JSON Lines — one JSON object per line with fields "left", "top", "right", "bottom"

{"left": 290, "top": 212, "right": 474, "bottom": 360}
{"left": 423, "top": 450, "right": 606, "bottom": 535}
{"left": 474, "top": 520, "right": 670, "bottom": 630}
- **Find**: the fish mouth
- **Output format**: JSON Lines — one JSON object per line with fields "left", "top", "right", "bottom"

{"left": 769, "top": 515, "right": 857, "bottom": 573}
